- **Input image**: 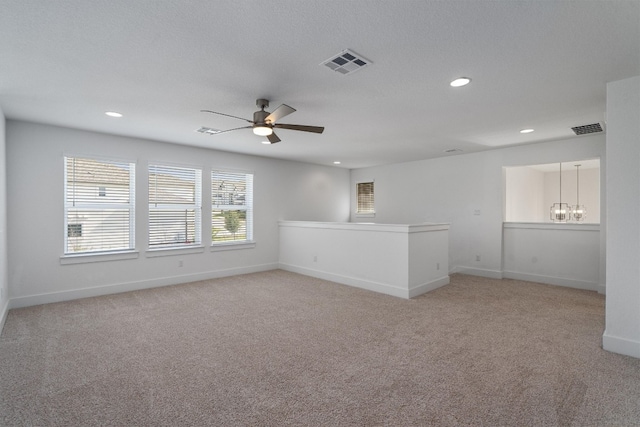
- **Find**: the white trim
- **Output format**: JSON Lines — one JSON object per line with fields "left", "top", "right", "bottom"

{"left": 597, "top": 283, "right": 606, "bottom": 295}
{"left": 0, "top": 298, "right": 9, "bottom": 336}
{"left": 503, "top": 222, "right": 600, "bottom": 231}
{"left": 279, "top": 263, "right": 449, "bottom": 300}
{"left": 450, "top": 266, "right": 504, "bottom": 279}
{"left": 603, "top": 330, "right": 640, "bottom": 359}
{"left": 408, "top": 276, "right": 450, "bottom": 298}
{"left": 147, "top": 158, "right": 205, "bottom": 171}
{"left": 60, "top": 250, "right": 139, "bottom": 265}
{"left": 278, "top": 220, "right": 449, "bottom": 234}
{"left": 210, "top": 241, "right": 256, "bottom": 252}
{"left": 502, "top": 270, "right": 598, "bottom": 291}
{"left": 279, "top": 263, "right": 409, "bottom": 298}
{"left": 9, "top": 263, "right": 278, "bottom": 309}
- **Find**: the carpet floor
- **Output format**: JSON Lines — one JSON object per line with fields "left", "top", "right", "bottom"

{"left": 1, "top": 270, "right": 639, "bottom": 426}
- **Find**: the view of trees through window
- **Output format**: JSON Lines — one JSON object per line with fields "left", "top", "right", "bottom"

{"left": 212, "top": 171, "right": 253, "bottom": 243}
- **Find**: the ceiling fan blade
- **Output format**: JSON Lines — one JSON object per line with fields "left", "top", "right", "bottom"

{"left": 273, "top": 123, "right": 325, "bottom": 134}
{"left": 201, "top": 110, "right": 253, "bottom": 123}
{"left": 265, "top": 104, "right": 296, "bottom": 124}
{"left": 267, "top": 132, "right": 281, "bottom": 144}
{"left": 206, "top": 126, "right": 252, "bottom": 135}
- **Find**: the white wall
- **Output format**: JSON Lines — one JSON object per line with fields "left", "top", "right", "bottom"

{"left": 279, "top": 221, "right": 449, "bottom": 299}
{"left": 505, "top": 166, "right": 545, "bottom": 222}
{"left": 503, "top": 223, "right": 600, "bottom": 291}
{"left": 604, "top": 75, "right": 640, "bottom": 359}
{"left": 350, "top": 134, "right": 606, "bottom": 281}
{"left": 6, "top": 121, "right": 350, "bottom": 307}
{"left": 0, "top": 107, "right": 8, "bottom": 330}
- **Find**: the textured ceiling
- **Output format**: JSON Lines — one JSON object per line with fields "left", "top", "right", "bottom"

{"left": 1, "top": 0, "right": 638, "bottom": 169}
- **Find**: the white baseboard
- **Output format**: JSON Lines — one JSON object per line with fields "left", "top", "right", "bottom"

{"left": 0, "top": 297, "right": 9, "bottom": 336}
{"left": 603, "top": 330, "right": 640, "bottom": 359}
{"left": 502, "top": 270, "right": 598, "bottom": 291}
{"left": 408, "top": 276, "right": 450, "bottom": 298}
{"left": 597, "top": 284, "right": 606, "bottom": 295}
{"left": 279, "top": 263, "right": 407, "bottom": 298}
{"left": 279, "top": 263, "right": 450, "bottom": 299}
{"left": 8, "top": 263, "right": 279, "bottom": 309}
{"left": 451, "top": 266, "right": 503, "bottom": 279}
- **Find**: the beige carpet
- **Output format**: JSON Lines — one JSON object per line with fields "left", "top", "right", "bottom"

{"left": 1, "top": 270, "right": 639, "bottom": 426}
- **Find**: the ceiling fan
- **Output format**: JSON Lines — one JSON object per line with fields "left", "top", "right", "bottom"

{"left": 201, "top": 99, "right": 324, "bottom": 144}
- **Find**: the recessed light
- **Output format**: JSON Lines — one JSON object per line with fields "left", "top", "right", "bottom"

{"left": 520, "top": 128, "right": 534, "bottom": 134}
{"left": 105, "top": 111, "right": 123, "bottom": 118}
{"left": 333, "top": 161, "right": 341, "bottom": 165}
{"left": 450, "top": 77, "right": 471, "bottom": 87}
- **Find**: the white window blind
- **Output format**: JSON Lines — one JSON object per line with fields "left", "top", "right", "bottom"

{"left": 64, "top": 156, "right": 135, "bottom": 254}
{"left": 149, "top": 164, "right": 202, "bottom": 248}
{"left": 357, "top": 181, "right": 375, "bottom": 214}
{"left": 212, "top": 171, "right": 253, "bottom": 244}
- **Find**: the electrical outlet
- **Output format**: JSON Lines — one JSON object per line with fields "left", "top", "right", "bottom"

{"left": 436, "top": 262, "right": 440, "bottom": 270}
{"left": 178, "top": 260, "right": 184, "bottom": 267}
{"left": 476, "top": 255, "right": 481, "bottom": 262}
{"left": 313, "top": 256, "right": 318, "bottom": 262}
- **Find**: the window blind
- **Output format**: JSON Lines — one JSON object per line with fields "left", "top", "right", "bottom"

{"left": 212, "top": 171, "right": 253, "bottom": 243}
{"left": 357, "top": 182, "right": 375, "bottom": 213}
{"left": 64, "top": 156, "right": 135, "bottom": 254}
{"left": 149, "top": 164, "right": 202, "bottom": 248}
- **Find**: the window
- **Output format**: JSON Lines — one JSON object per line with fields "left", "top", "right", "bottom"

{"left": 504, "top": 159, "right": 600, "bottom": 223}
{"left": 67, "top": 223, "right": 82, "bottom": 238}
{"left": 212, "top": 170, "right": 253, "bottom": 244}
{"left": 64, "top": 156, "right": 135, "bottom": 254}
{"left": 356, "top": 181, "right": 375, "bottom": 214}
{"left": 149, "top": 164, "right": 202, "bottom": 248}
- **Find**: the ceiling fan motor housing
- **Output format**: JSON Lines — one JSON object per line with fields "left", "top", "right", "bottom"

{"left": 253, "top": 109, "right": 270, "bottom": 127}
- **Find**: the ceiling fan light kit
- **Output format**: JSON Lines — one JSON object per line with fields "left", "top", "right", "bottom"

{"left": 202, "top": 98, "right": 324, "bottom": 145}
{"left": 252, "top": 126, "right": 272, "bottom": 136}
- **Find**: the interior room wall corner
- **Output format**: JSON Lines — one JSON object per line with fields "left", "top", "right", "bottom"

{"left": 603, "top": 75, "right": 640, "bottom": 359}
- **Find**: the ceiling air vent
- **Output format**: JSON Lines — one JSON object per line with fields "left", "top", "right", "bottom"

{"left": 571, "top": 123, "right": 604, "bottom": 135}
{"left": 196, "top": 127, "right": 222, "bottom": 135}
{"left": 321, "top": 49, "right": 371, "bottom": 75}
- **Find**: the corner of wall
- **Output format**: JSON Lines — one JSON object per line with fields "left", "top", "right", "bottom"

{"left": 0, "top": 106, "right": 8, "bottom": 335}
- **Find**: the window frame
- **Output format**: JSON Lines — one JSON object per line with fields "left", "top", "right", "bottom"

{"left": 355, "top": 180, "right": 375, "bottom": 217}
{"left": 63, "top": 155, "right": 136, "bottom": 257}
{"left": 211, "top": 169, "right": 254, "bottom": 247}
{"left": 148, "top": 163, "right": 203, "bottom": 250}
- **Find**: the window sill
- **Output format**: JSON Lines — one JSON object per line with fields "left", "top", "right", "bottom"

{"left": 355, "top": 213, "right": 376, "bottom": 218}
{"left": 146, "top": 245, "right": 205, "bottom": 258}
{"left": 60, "top": 250, "right": 139, "bottom": 265}
{"left": 210, "top": 241, "right": 256, "bottom": 252}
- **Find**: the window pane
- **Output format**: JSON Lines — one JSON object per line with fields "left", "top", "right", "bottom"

{"left": 357, "top": 182, "right": 375, "bottom": 213}
{"left": 149, "top": 209, "right": 197, "bottom": 247}
{"left": 212, "top": 209, "right": 248, "bottom": 242}
{"left": 66, "top": 158, "right": 132, "bottom": 205}
{"left": 64, "top": 156, "right": 135, "bottom": 255}
{"left": 66, "top": 208, "right": 131, "bottom": 253}
{"left": 212, "top": 171, "right": 253, "bottom": 244}
{"left": 149, "top": 165, "right": 199, "bottom": 205}
{"left": 149, "top": 164, "right": 202, "bottom": 248}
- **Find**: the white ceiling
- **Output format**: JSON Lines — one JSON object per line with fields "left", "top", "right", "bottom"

{"left": 1, "top": 0, "right": 638, "bottom": 169}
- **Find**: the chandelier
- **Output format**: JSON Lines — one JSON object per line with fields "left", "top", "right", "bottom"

{"left": 572, "top": 164, "right": 586, "bottom": 221}
{"left": 550, "top": 163, "right": 570, "bottom": 222}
